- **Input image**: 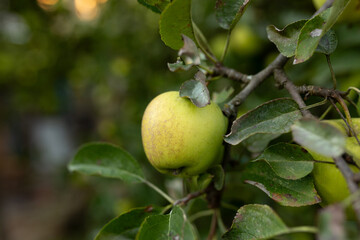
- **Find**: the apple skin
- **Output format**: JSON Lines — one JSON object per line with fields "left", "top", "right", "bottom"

{"left": 313, "top": 0, "right": 360, "bottom": 23}
{"left": 141, "top": 91, "right": 228, "bottom": 177}
{"left": 310, "top": 119, "right": 360, "bottom": 208}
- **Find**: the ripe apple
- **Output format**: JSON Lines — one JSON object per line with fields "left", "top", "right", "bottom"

{"left": 141, "top": 91, "right": 228, "bottom": 177}
{"left": 312, "top": 0, "right": 360, "bottom": 23}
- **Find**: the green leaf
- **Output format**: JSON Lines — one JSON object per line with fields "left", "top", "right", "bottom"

{"left": 222, "top": 204, "right": 289, "bottom": 240}
{"left": 180, "top": 79, "right": 210, "bottom": 108}
{"left": 215, "top": 0, "right": 252, "bottom": 30}
{"left": 318, "top": 204, "right": 345, "bottom": 240}
{"left": 168, "top": 206, "right": 197, "bottom": 239}
{"left": 315, "top": 29, "right": 338, "bottom": 55}
{"left": 266, "top": 20, "right": 307, "bottom": 57}
{"left": 68, "top": 142, "right": 144, "bottom": 183}
{"left": 225, "top": 99, "right": 302, "bottom": 145}
{"left": 159, "top": 0, "right": 195, "bottom": 50}
{"left": 242, "top": 161, "right": 321, "bottom": 206}
{"left": 294, "top": 0, "right": 351, "bottom": 64}
{"left": 95, "top": 206, "right": 162, "bottom": 240}
{"left": 208, "top": 165, "right": 225, "bottom": 191}
{"left": 137, "top": 0, "right": 162, "bottom": 13}
{"left": 136, "top": 215, "right": 170, "bottom": 240}
{"left": 255, "top": 143, "right": 314, "bottom": 180}
{"left": 136, "top": 206, "right": 196, "bottom": 240}
{"left": 292, "top": 118, "right": 346, "bottom": 158}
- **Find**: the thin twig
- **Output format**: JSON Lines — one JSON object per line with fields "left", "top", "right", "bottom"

{"left": 173, "top": 189, "right": 206, "bottom": 206}
{"left": 223, "top": 54, "right": 288, "bottom": 117}
{"left": 207, "top": 210, "right": 218, "bottom": 240}
{"left": 326, "top": 54, "right": 337, "bottom": 89}
{"left": 274, "top": 69, "right": 313, "bottom": 118}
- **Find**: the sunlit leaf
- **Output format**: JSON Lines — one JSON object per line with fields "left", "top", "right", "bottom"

{"left": 68, "top": 142, "right": 144, "bottom": 183}
{"left": 159, "top": 0, "right": 195, "bottom": 50}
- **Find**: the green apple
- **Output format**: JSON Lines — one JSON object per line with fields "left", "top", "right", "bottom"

{"left": 229, "top": 24, "right": 262, "bottom": 56}
{"left": 310, "top": 119, "right": 360, "bottom": 207}
{"left": 141, "top": 91, "right": 228, "bottom": 177}
{"left": 313, "top": 0, "right": 360, "bottom": 23}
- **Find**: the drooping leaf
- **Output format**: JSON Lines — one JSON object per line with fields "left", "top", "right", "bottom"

{"left": 95, "top": 206, "right": 162, "bottom": 240}
{"left": 242, "top": 161, "right": 321, "bottom": 206}
{"left": 215, "top": 0, "right": 252, "bottom": 30}
{"left": 294, "top": 0, "right": 351, "bottom": 64}
{"left": 180, "top": 79, "right": 210, "bottom": 108}
{"left": 68, "top": 142, "right": 144, "bottom": 183}
{"left": 136, "top": 206, "right": 196, "bottom": 240}
{"left": 318, "top": 204, "right": 345, "bottom": 240}
{"left": 159, "top": 0, "right": 195, "bottom": 50}
{"left": 292, "top": 118, "right": 346, "bottom": 158}
{"left": 222, "top": 204, "right": 289, "bottom": 240}
{"left": 255, "top": 143, "right": 314, "bottom": 180}
{"left": 315, "top": 29, "right": 338, "bottom": 55}
{"left": 208, "top": 165, "right": 225, "bottom": 191}
{"left": 266, "top": 20, "right": 307, "bottom": 57}
{"left": 225, "top": 98, "right": 302, "bottom": 145}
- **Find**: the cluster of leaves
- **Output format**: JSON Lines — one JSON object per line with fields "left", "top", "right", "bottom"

{"left": 68, "top": 0, "right": 360, "bottom": 239}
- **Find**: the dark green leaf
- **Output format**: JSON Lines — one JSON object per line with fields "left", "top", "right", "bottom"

{"left": 208, "top": 165, "right": 225, "bottom": 191}
{"left": 95, "top": 206, "right": 162, "bottom": 240}
{"left": 242, "top": 161, "right": 321, "bottom": 206}
{"left": 316, "top": 29, "right": 338, "bottom": 55}
{"left": 266, "top": 20, "right": 307, "bottom": 57}
{"left": 215, "top": 0, "right": 251, "bottom": 30}
{"left": 292, "top": 118, "right": 346, "bottom": 158}
{"left": 318, "top": 204, "right": 345, "bottom": 240}
{"left": 255, "top": 143, "right": 314, "bottom": 180}
{"left": 225, "top": 99, "right": 302, "bottom": 145}
{"left": 137, "top": 0, "right": 162, "bottom": 13}
{"left": 136, "top": 215, "right": 170, "bottom": 240}
{"left": 222, "top": 204, "right": 289, "bottom": 240}
{"left": 68, "top": 142, "right": 144, "bottom": 183}
{"left": 159, "top": 0, "right": 195, "bottom": 50}
{"left": 180, "top": 79, "right": 210, "bottom": 108}
{"left": 294, "top": 0, "right": 351, "bottom": 64}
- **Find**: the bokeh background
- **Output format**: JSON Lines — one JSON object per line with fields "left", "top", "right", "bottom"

{"left": 1, "top": 0, "right": 359, "bottom": 239}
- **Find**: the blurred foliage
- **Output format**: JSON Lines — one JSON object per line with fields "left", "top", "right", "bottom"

{"left": 1, "top": 0, "right": 360, "bottom": 239}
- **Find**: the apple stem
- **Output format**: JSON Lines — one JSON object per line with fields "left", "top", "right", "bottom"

{"left": 143, "top": 180, "right": 175, "bottom": 204}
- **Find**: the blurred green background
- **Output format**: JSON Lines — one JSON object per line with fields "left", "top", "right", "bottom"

{"left": 0, "top": 0, "right": 359, "bottom": 239}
